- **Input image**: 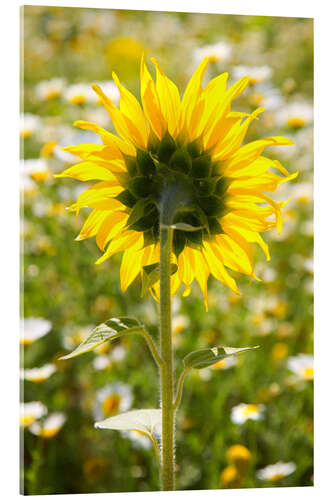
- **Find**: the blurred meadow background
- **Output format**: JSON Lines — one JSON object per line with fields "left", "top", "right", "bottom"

{"left": 21, "top": 5, "right": 313, "bottom": 494}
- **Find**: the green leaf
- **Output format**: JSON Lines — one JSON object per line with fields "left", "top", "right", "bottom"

{"left": 141, "top": 263, "right": 177, "bottom": 296}
{"left": 169, "top": 222, "right": 204, "bottom": 232}
{"left": 183, "top": 345, "right": 259, "bottom": 370}
{"left": 59, "top": 317, "right": 143, "bottom": 360}
{"left": 95, "top": 409, "right": 162, "bottom": 437}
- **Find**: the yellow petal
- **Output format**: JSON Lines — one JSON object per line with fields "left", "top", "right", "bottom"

{"left": 180, "top": 57, "right": 210, "bottom": 132}
{"left": 203, "top": 243, "right": 240, "bottom": 295}
{"left": 96, "top": 211, "right": 128, "bottom": 251}
{"left": 112, "top": 72, "right": 149, "bottom": 148}
{"left": 61, "top": 144, "right": 106, "bottom": 160}
{"left": 202, "top": 76, "right": 250, "bottom": 148}
{"left": 75, "top": 209, "right": 110, "bottom": 241}
{"left": 91, "top": 84, "right": 143, "bottom": 149}
{"left": 223, "top": 223, "right": 271, "bottom": 261}
{"left": 213, "top": 107, "right": 265, "bottom": 161}
{"left": 120, "top": 237, "right": 145, "bottom": 291}
{"left": 192, "top": 249, "right": 209, "bottom": 311}
{"left": 151, "top": 58, "right": 181, "bottom": 138}
{"left": 55, "top": 161, "right": 118, "bottom": 182}
{"left": 67, "top": 182, "right": 123, "bottom": 212}
{"left": 95, "top": 231, "right": 141, "bottom": 265}
{"left": 227, "top": 188, "right": 283, "bottom": 233}
{"left": 73, "top": 120, "right": 135, "bottom": 156}
{"left": 140, "top": 57, "right": 166, "bottom": 139}
{"left": 225, "top": 136, "right": 294, "bottom": 173}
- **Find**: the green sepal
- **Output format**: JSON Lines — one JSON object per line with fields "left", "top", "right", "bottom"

{"left": 207, "top": 217, "right": 223, "bottom": 235}
{"left": 116, "top": 190, "right": 137, "bottom": 208}
{"left": 59, "top": 317, "right": 144, "bottom": 360}
{"left": 136, "top": 149, "right": 156, "bottom": 176}
{"left": 129, "top": 208, "right": 158, "bottom": 231}
{"left": 127, "top": 177, "right": 154, "bottom": 198}
{"left": 194, "top": 178, "right": 217, "bottom": 197}
{"left": 215, "top": 177, "right": 230, "bottom": 196}
{"left": 183, "top": 345, "right": 260, "bottom": 370}
{"left": 169, "top": 149, "right": 192, "bottom": 174}
{"left": 191, "top": 155, "right": 212, "bottom": 178}
{"left": 173, "top": 229, "right": 186, "bottom": 257}
{"left": 196, "top": 207, "right": 210, "bottom": 235}
{"left": 158, "top": 131, "right": 177, "bottom": 163}
{"left": 199, "top": 195, "right": 225, "bottom": 216}
{"left": 141, "top": 262, "right": 178, "bottom": 296}
{"left": 127, "top": 198, "right": 156, "bottom": 227}
{"left": 122, "top": 154, "right": 138, "bottom": 177}
{"left": 186, "top": 229, "right": 203, "bottom": 246}
{"left": 143, "top": 228, "right": 155, "bottom": 247}
{"left": 186, "top": 137, "right": 203, "bottom": 158}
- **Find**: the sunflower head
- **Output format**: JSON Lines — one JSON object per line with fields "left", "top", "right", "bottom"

{"left": 56, "top": 56, "right": 297, "bottom": 308}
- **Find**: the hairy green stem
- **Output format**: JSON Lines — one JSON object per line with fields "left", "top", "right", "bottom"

{"left": 158, "top": 183, "right": 191, "bottom": 490}
{"left": 159, "top": 223, "right": 175, "bottom": 491}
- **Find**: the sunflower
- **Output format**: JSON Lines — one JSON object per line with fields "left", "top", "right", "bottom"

{"left": 56, "top": 57, "right": 297, "bottom": 309}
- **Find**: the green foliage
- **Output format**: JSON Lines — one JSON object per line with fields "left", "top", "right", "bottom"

{"left": 183, "top": 345, "right": 259, "bottom": 370}
{"left": 60, "top": 317, "right": 144, "bottom": 359}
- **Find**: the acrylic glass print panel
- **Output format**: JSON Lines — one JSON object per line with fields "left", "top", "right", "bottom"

{"left": 21, "top": 5, "right": 313, "bottom": 494}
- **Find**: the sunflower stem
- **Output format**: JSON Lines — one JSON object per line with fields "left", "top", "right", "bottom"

{"left": 159, "top": 222, "right": 175, "bottom": 491}
{"left": 158, "top": 183, "right": 191, "bottom": 491}
{"left": 158, "top": 183, "right": 185, "bottom": 491}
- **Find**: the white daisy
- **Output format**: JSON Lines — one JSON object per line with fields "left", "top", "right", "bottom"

{"left": 275, "top": 101, "right": 313, "bottom": 129}
{"left": 287, "top": 354, "right": 314, "bottom": 381}
{"left": 110, "top": 345, "right": 126, "bottom": 363}
{"left": 21, "top": 364, "right": 56, "bottom": 383}
{"left": 20, "top": 401, "right": 47, "bottom": 427}
{"left": 64, "top": 83, "right": 95, "bottom": 105}
{"left": 172, "top": 314, "right": 189, "bottom": 335}
{"left": 35, "top": 78, "right": 66, "bottom": 101}
{"left": 248, "top": 84, "right": 283, "bottom": 111}
{"left": 20, "top": 113, "right": 41, "bottom": 139}
{"left": 232, "top": 65, "right": 273, "bottom": 86}
{"left": 29, "top": 412, "right": 66, "bottom": 438}
{"left": 92, "top": 355, "right": 112, "bottom": 371}
{"left": 231, "top": 403, "right": 265, "bottom": 424}
{"left": 20, "top": 317, "right": 52, "bottom": 345}
{"left": 257, "top": 461, "right": 296, "bottom": 481}
{"left": 291, "top": 182, "right": 313, "bottom": 205}
{"left": 94, "top": 383, "right": 133, "bottom": 420}
{"left": 193, "top": 41, "right": 232, "bottom": 66}
{"left": 21, "top": 158, "right": 50, "bottom": 184}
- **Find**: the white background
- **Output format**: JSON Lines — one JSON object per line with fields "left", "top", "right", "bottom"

{"left": 1, "top": 1, "right": 331, "bottom": 499}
